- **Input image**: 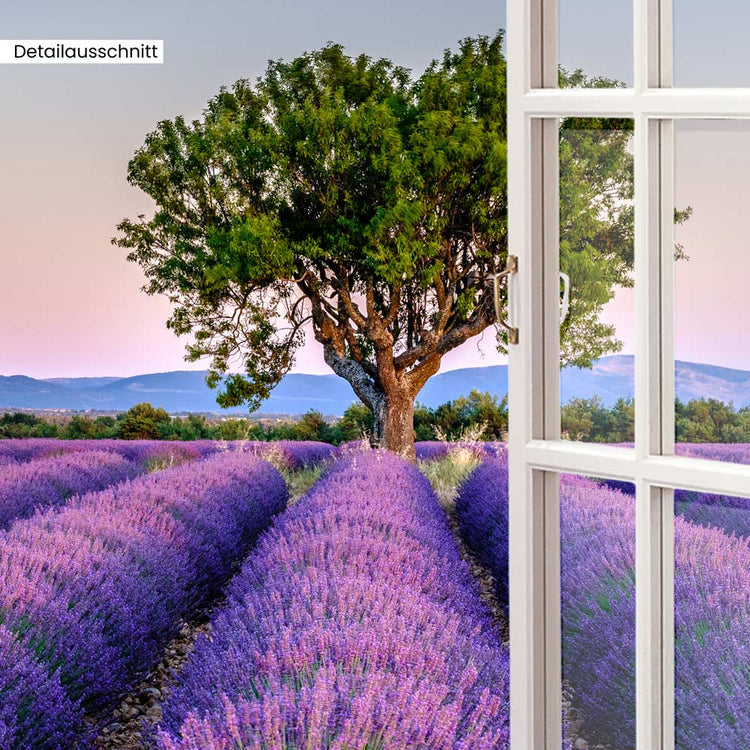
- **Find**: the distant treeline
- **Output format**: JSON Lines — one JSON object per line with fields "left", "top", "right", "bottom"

{"left": 1, "top": 393, "right": 748, "bottom": 444}
{"left": 562, "top": 396, "right": 750, "bottom": 444}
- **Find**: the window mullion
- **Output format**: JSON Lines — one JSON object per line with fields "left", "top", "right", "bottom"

{"left": 634, "top": 0, "right": 676, "bottom": 730}
{"left": 508, "top": 0, "right": 563, "bottom": 746}
{"left": 658, "top": 111, "right": 676, "bottom": 750}
{"left": 511, "top": 0, "right": 746, "bottom": 748}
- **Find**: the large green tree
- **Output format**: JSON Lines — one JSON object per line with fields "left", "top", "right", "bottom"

{"left": 116, "top": 33, "right": 654, "bottom": 456}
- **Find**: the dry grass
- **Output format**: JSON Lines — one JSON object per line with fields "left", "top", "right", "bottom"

{"left": 280, "top": 463, "right": 327, "bottom": 505}
{"left": 419, "top": 449, "right": 480, "bottom": 513}
{"left": 420, "top": 424, "right": 486, "bottom": 512}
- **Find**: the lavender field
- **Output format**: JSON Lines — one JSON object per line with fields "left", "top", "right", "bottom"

{"left": 157, "top": 451, "right": 510, "bottom": 749}
{"left": 0, "top": 443, "right": 289, "bottom": 748}
{"left": 457, "top": 444, "right": 750, "bottom": 750}
{"left": 0, "top": 439, "right": 747, "bottom": 748}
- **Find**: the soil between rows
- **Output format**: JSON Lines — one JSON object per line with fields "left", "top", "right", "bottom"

{"left": 92, "top": 618, "right": 210, "bottom": 750}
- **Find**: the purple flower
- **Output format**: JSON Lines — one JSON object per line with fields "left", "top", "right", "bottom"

{"left": 457, "top": 458, "right": 750, "bottom": 749}
{"left": 0, "top": 624, "right": 84, "bottom": 749}
{"left": 157, "top": 451, "right": 510, "bottom": 750}
{"left": 0, "top": 450, "right": 137, "bottom": 529}
{"left": 415, "top": 442, "right": 507, "bottom": 462}
{"left": 223, "top": 440, "right": 338, "bottom": 470}
{"left": 0, "top": 452, "right": 287, "bottom": 748}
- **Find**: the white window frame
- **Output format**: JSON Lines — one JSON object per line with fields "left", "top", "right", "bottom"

{"left": 506, "top": 1, "right": 750, "bottom": 749}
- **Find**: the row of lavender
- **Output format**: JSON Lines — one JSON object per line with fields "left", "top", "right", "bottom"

{"left": 0, "top": 438, "right": 215, "bottom": 465}
{"left": 0, "top": 451, "right": 138, "bottom": 529}
{"left": 414, "top": 440, "right": 506, "bottom": 462}
{"left": 3, "top": 437, "right": 745, "bottom": 468}
{"left": 604, "top": 443, "right": 750, "bottom": 538}
{"left": 0, "top": 439, "right": 335, "bottom": 531}
{"left": 0, "top": 437, "right": 336, "bottom": 470}
{"left": 0, "top": 443, "right": 208, "bottom": 530}
{"left": 0, "top": 452, "right": 288, "bottom": 749}
{"left": 415, "top": 441, "right": 749, "bottom": 468}
{"left": 154, "top": 451, "right": 511, "bottom": 750}
{"left": 1, "top": 435, "right": 504, "bottom": 469}
{"left": 457, "top": 456, "right": 750, "bottom": 749}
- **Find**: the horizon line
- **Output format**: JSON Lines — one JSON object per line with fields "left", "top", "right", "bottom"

{"left": 3, "top": 353, "right": 750, "bottom": 381}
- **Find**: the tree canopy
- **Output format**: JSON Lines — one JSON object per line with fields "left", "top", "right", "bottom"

{"left": 115, "top": 33, "right": 668, "bottom": 455}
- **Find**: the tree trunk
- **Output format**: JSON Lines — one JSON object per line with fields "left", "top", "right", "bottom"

{"left": 375, "top": 387, "right": 416, "bottom": 460}
{"left": 321, "top": 345, "right": 417, "bottom": 459}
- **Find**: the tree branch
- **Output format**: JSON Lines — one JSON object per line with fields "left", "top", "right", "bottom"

{"left": 323, "top": 345, "right": 384, "bottom": 413}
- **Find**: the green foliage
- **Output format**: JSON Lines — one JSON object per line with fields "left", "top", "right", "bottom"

{"left": 676, "top": 398, "right": 750, "bottom": 443}
{"left": 1, "top": 395, "right": 748, "bottom": 445}
{"left": 336, "top": 402, "right": 375, "bottom": 442}
{"left": 157, "top": 413, "right": 214, "bottom": 441}
{"left": 288, "top": 411, "right": 337, "bottom": 442}
{"left": 561, "top": 396, "right": 635, "bottom": 443}
{"left": 117, "top": 402, "right": 171, "bottom": 440}
{"left": 0, "top": 412, "right": 57, "bottom": 438}
{"left": 557, "top": 70, "right": 690, "bottom": 367}
{"left": 214, "top": 418, "right": 263, "bottom": 441}
{"left": 115, "top": 35, "right": 510, "bottom": 424}
{"left": 561, "top": 396, "right": 750, "bottom": 444}
{"left": 414, "top": 390, "right": 507, "bottom": 441}
{"left": 113, "top": 34, "right": 658, "bottom": 455}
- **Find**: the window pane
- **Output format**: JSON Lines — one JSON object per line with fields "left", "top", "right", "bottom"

{"left": 674, "top": 121, "right": 750, "bottom": 464}
{"left": 562, "top": 474, "right": 636, "bottom": 749}
{"left": 560, "top": 120, "right": 636, "bottom": 446}
{"left": 559, "top": 0, "right": 633, "bottom": 88}
{"left": 673, "top": 485, "right": 750, "bottom": 748}
{"left": 674, "top": 1, "right": 750, "bottom": 87}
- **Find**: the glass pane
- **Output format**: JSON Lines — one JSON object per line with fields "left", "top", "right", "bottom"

{"left": 559, "top": 0, "right": 633, "bottom": 88}
{"left": 560, "top": 120, "right": 636, "bottom": 446}
{"left": 674, "top": 122, "right": 750, "bottom": 466}
{"left": 674, "top": 1, "right": 750, "bottom": 87}
{"left": 674, "top": 485, "right": 750, "bottom": 748}
{"left": 562, "top": 474, "right": 636, "bottom": 748}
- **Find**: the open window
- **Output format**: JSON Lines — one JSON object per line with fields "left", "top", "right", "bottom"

{"left": 506, "top": 1, "right": 750, "bottom": 748}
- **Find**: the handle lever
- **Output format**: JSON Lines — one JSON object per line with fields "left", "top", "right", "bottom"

{"left": 559, "top": 271, "right": 570, "bottom": 324}
{"left": 489, "top": 255, "right": 519, "bottom": 345}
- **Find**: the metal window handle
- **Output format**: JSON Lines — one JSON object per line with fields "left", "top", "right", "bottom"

{"left": 490, "top": 255, "right": 519, "bottom": 345}
{"left": 560, "top": 271, "right": 570, "bottom": 324}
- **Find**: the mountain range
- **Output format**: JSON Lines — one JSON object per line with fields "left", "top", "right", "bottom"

{"left": 1, "top": 355, "right": 748, "bottom": 416}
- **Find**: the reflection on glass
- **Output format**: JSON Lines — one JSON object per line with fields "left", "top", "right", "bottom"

{"left": 561, "top": 474, "right": 636, "bottom": 749}
{"left": 559, "top": 0, "right": 632, "bottom": 88}
{"left": 674, "top": 1, "right": 750, "bottom": 87}
{"left": 674, "top": 122, "right": 750, "bottom": 465}
{"left": 559, "top": 121, "right": 635, "bottom": 445}
{"left": 674, "top": 487, "right": 750, "bottom": 748}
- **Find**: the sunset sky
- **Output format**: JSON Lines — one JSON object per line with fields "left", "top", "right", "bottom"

{"left": 1, "top": 0, "right": 747, "bottom": 378}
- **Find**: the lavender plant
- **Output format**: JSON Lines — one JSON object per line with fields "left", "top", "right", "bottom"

{"left": 156, "top": 451, "right": 510, "bottom": 750}
{"left": 457, "top": 458, "right": 750, "bottom": 749}
{"left": 0, "top": 450, "right": 138, "bottom": 529}
{"left": 416, "top": 441, "right": 507, "bottom": 462}
{"left": 603, "top": 445, "right": 750, "bottom": 539}
{"left": 0, "top": 438, "right": 215, "bottom": 464}
{"left": 232, "top": 439, "right": 338, "bottom": 470}
{"left": 0, "top": 624, "right": 83, "bottom": 749}
{"left": 0, "top": 452, "right": 287, "bottom": 748}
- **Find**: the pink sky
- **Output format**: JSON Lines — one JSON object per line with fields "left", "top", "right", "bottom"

{"left": 0, "top": 3, "right": 747, "bottom": 378}
{"left": 0, "top": 0, "right": 511, "bottom": 379}
{"left": 2, "top": 113, "right": 747, "bottom": 378}
{"left": 600, "top": 121, "right": 750, "bottom": 372}
{"left": 3, "top": 118, "right": 749, "bottom": 377}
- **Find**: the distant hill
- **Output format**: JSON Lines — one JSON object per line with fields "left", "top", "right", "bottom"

{"left": 44, "top": 377, "right": 121, "bottom": 390}
{"left": 0, "top": 355, "right": 748, "bottom": 415}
